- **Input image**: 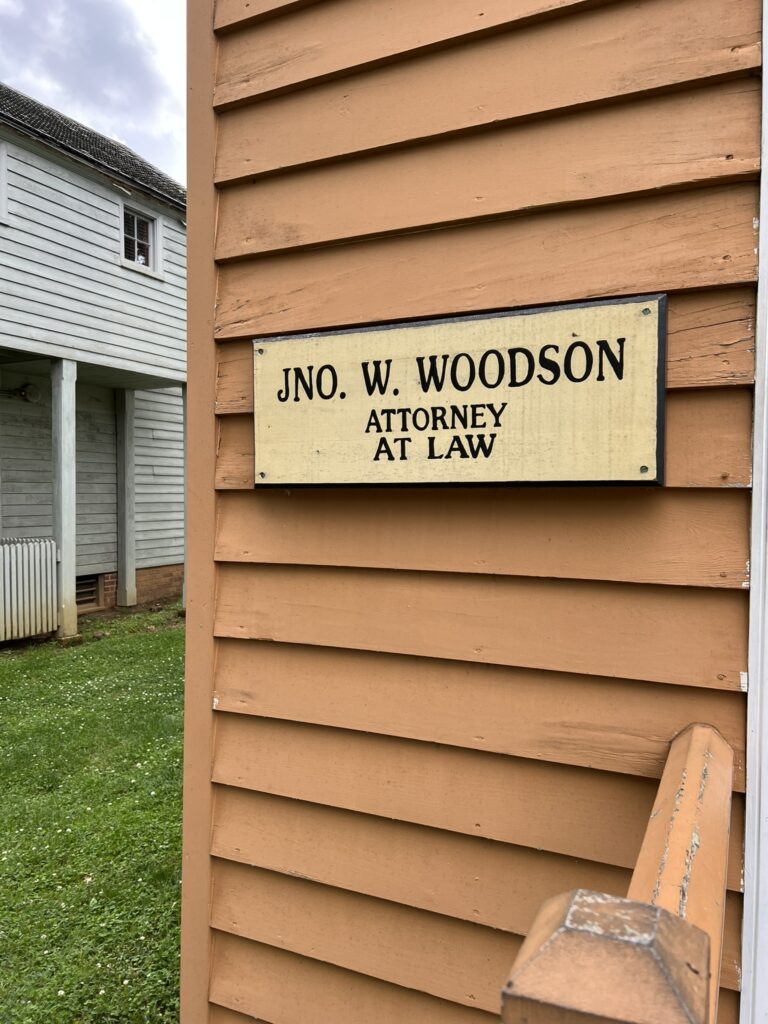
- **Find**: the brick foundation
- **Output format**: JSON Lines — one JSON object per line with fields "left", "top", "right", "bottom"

{"left": 102, "top": 572, "right": 117, "bottom": 609}
{"left": 136, "top": 563, "right": 184, "bottom": 604}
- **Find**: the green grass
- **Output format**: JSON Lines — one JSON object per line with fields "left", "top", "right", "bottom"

{"left": 0, "top": 604, "right": 185, "bottom": 1023}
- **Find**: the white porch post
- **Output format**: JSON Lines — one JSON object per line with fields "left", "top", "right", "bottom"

{"left": 51, "top": 358, "right": 77, "bottom": 637}
{"left": 116, "top": 388, "right": 137, "bottom": 607}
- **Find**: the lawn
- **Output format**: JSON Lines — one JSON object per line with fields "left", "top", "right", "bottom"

{"left": 0, "top": 603, "right": 185, "bottom": 1023}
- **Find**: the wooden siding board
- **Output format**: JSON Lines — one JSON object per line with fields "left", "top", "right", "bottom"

{"left": 213, "top": 0, "right": 759, "bottom": 106}
{"left": 718, "top": 990, "right": 740, "bottom": 1024}
{"left": 212, "top": 787, "right": 635, "bottom": 933}
{"left": 210, "top": 1006, "right": 270, "bottom": 1024}
{"left": 216, "top": 81, "right": 760, "bottom": 259}
{"left": 214, "top": 0, "right": 603, "bottom": 104}
{"left": 212, "top": 640, "right": 747, "bottom": 787}
{"left": 76, "top": 383, "right": 117, "bottom": 575}
{"left": 215, "top": 185, "right": 758, "bottom": 338}
{"left": 211, "top": 713, "right": 744, "bottom": 891}
{"left": 0, "top": 239, "right": 186, "bottom": 329}
{"left": 214, "top": 487, "right": 750, "bottom": 589}
{"left": 666, "top": 288, "right": 755, "bottom": 389}
{"left": 211, "top": 932, "right": 497, "bottom": 1023}
{"left": 214, "top": 0, "right": 761, "bottom": 179}
{"left": 211, "top": 787, "right": 741, "bottom": 929}
{"left": 214, "top": 564, "right": 749, "bottom": 689}
{"left": 215, "top": 0, "right": 322, "bottom": 31}
{"left": 211, "top": 860, "right": 522, "bottom": 1013}
{"left": 0, "top": 372, "right": 53, "bottom": 543}
{"left": 214, "top": 288, "right": 756, "bottom": 415}
{"left": 210, "top": 860, "right": 741, "bottom": 1000}
{"left": 0, "top": 279, "right": 183, "bottom": 347}
{"left": 134, "top": 389, "right": 186, "bottom": 569}
{"left": 215, "top": 387, "right": 753, "bottom": 491}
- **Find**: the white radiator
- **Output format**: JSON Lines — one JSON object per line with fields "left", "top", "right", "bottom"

{"left": 0, "top": 538, "right": 58, "bottom": 641}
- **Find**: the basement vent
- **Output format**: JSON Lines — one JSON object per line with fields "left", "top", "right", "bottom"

{"left": 76, "top": 575, "right": 101, "bottom": 611}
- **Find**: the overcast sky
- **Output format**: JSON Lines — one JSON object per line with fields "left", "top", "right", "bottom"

{"left": 0, "top": 0, "right": 186, "bottom": 183}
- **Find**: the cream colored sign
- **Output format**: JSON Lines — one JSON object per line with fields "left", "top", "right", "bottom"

{"left": 253, "top": 297, "right": 665, "bottom": 486}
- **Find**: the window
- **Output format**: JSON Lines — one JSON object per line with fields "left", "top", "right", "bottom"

{"left": 123, "top": 208, "right": 154, "bottom": 267}
{"left": 119, "top": 202, "right": 165, "bottom": 279}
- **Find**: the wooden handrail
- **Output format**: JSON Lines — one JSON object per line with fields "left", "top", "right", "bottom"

{"left": 501, "top": 723, "right": 733, "bottom": 1024}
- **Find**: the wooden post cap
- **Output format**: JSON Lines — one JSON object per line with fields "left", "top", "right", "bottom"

{"left": 501, "top": 889, "right": 710, "bottom": 1024}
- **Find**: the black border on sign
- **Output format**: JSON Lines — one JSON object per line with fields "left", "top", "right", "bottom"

{"left": 251, "top": 293, "right": 668, "bottom": 489}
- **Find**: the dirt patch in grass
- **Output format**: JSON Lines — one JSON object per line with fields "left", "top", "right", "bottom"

{"left": 0, "top": 602, "right": 184, "bottom": 1022}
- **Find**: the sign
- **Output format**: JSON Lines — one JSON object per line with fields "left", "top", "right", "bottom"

{"left": 252, "top": 295, "right": 665, "bottom": 487}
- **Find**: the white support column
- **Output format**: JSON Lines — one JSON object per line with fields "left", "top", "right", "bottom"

{"left": 116, "top": 389, "right": 137, "bottom": 607}
{"left": 51, "top": 358, "right": 77, "bottom": 637}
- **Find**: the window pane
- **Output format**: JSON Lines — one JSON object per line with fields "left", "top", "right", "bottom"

{"left": 137, "top": 241, "right": 150, "bottom": 266}
{"left": 124, "top": 236, "right": 136, "bottom": 261}
{"left": 136, "top": 217, "right": 150, "bottom": 243}
{"left": 123, "top": 210, "right": 135, "bottom": 237}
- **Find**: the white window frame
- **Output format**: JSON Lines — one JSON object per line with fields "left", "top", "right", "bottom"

{"left": 119, "top": 197, "right": 165, "bottom": 281}
{"left": 0, "top": 141, "right": 10, "bottom": 225}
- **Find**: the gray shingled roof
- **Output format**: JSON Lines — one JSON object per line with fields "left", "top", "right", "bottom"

{"left": 0, "top": 82, "right": 185, "bottom": 212}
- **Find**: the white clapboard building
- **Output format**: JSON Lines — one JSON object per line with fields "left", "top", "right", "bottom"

{"left": 0, "top": 83, "right": 186, "bottom": 639}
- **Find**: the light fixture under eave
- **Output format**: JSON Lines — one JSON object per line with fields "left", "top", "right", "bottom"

{"left": 0, "top": 383, "right": 42, "bottom": 403}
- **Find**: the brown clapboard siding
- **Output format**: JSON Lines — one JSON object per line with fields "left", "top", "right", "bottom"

{"left": 212, "top": 787, "right": 639, "bottom": 929}
{"left": 209, "top": 1007, "right": 265, "bottom": 1024}
{"left": 220, "top": 390, "right": 752, "bottom": 487}
{"left": 214, "top": 0, "right": 621, "bottom": 105}
{"left": 209, "top": 787, "right": 748, "bottom": 1001}
{"left": 188, "top": 0, "right": 760, "bottom": 1015}
{"left": 214, "top": 387, "right": 753, "bottom": 490}
{"left": 211, "top": 932, "right": 498, "bottom": 1024}
{"left": 214, "top": 0, "right": 760, "bottom": 178}
{"left": 210, "top": 860, "right": 742, "bottom": 997}
{"left": 212, "top": 640, "right": 747, "bottom": 787}
{"left": 215, "top": 81, "right": 760, "bottom": 260}
{"left": 214, "top": 287, "right": 756, "bottom": 412}
{"left": 719, "top": 991, "right": 741, "bottom": 1024}
{"left": 211, "top": 791, "right": 741, "bottom": 942}
{"left": 214, "top": 0, "right": 320, "bottom": 32}
{"left": 211, "top": 713, "right": 745, "bottom": 892}
{"left": 214, "top": 565, "right": 749, "bottom": 690}
{"left": 665, "top": 288, "right": 755, "bottom": 389}
{"left": 215, "top": 185, "right": 758, "bottom": 338}
{"left": 208, "top": 927, "right": 739, "bottom": 1024}
{"left": 214, "top": 488, "right": 751, "bottom": 590}
{"left": 231, "top": 570, "right": 745, "bottom": 680}
{"left": 211, "top": 860, "right": 522, "bottom": 1012}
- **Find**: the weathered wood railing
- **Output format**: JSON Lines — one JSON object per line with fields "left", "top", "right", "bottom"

{"left": 501, "top": 724, "right": 733, "bottom": 1024}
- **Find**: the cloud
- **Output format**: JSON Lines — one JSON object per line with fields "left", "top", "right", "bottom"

{"left": 0, "top": 0, "right": 185, "bottom": 182}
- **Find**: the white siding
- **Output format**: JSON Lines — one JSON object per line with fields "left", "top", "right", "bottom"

{"left": 0, "top": 371, "right": 119, "bottom": 574}
{"left": 76, "top": 384, "right": 117, "bottom": 575}
{"left": 134, "top": 388, "right": 184, "bottom": 569}
{"left": 0, "top": 132, "right": 186, "bottom": 380}
{"left": 0, "top": 370, "right": 53, "bottom": 541}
